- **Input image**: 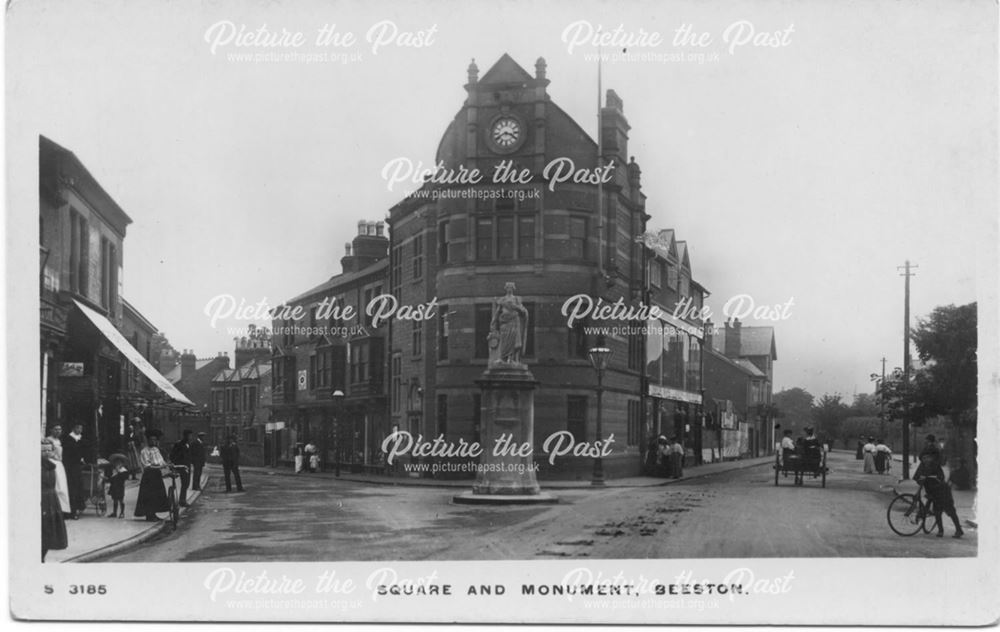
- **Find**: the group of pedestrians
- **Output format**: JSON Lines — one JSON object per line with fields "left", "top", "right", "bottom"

{"left": 294, "top": 442, "right": 321, "bottom": 473}
{"left": 858, "top": 437, "right": 893, "bottom": 474}
{"left": 653, "top": 435, "right": 685, "bottom": 479}
{"left": 41, "top": 424, "right": 247, "bottom": 561}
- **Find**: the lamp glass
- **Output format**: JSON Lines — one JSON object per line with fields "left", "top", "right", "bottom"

{"left": 588, "top": 346, "right": 612, "bottom": 372}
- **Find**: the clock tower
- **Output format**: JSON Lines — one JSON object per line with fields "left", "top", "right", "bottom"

{"left": 435, "top": 53, "right": 551, "bottom": 176}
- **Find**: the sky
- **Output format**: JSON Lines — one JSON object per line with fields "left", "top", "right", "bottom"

{"left": 6, "top": 0, "right": 997, "bottom": 400}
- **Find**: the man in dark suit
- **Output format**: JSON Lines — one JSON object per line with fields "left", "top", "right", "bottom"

{"left": 169, "top": 429, "right": 193, "bottom": 507}
{"left": 190, "top": 432, "right": 207, "bottom": 491}
{"left": 62, "top": 423, "right": 86, "bottom": 519}
{"left": 221, "top": 434, "right": 244, "bottom": 493}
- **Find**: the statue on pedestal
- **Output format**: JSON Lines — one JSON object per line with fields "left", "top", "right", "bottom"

{"left": 489, "top": 282, "right": 529, "bottom": 367}
{"left": 454, "top": 282, "right": 556, "bottom": 504}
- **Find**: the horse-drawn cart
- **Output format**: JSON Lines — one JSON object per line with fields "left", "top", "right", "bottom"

{"left": 774, "top": 448, "right": 827, "bottom": 487}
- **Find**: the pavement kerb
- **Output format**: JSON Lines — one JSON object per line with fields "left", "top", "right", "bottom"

{"left": 237, "top": 456, "right": 775, "bottom": 490}
{"left": 64, "top": 474, "right": 210, "bottom": 563}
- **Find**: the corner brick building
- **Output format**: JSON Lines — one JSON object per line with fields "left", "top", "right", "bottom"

{"left": 385, "top": 54, "right": 660, "bottom": 478}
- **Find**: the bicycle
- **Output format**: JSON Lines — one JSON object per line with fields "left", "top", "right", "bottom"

{"left": 164, "top": 464, "right": 189, "bottom": 531}
{"left": 886, "top": 484, "right": 941, "bottom": 536}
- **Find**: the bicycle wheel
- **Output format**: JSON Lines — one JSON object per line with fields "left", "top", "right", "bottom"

{"left": 922, "top": 508, "right": 941, "bottom": 535}
{"left": 168, "top": 487, "right": 179, "bottom": 529}
{"left": 887, "top": 493, "right": 923, "bottom": 536}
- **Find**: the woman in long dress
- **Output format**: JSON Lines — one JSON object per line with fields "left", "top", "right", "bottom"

{"left": 874, "top": 439, "right": 891, "bottom": 474}
{"left": 44, "top": 427, "right": 71, "bottom": 515}
{"left": 41, "top": 444, "right": 68, "bottom": 562}
{"left": 133, "top": 430, "right": 170, "bottom": 522}
{"left": 862, "top": 437, "right": 876, "bottom": 474}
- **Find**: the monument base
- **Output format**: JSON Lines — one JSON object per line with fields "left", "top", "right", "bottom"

{"left": 452, "top": 491, "right": 559, "bottom": 506}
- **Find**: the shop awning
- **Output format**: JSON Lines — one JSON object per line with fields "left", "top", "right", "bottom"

{"left": 73, "top": 299, "right": 195, "bottom": 407}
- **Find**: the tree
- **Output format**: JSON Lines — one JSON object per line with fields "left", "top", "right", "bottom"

{"left": 909, "top": 303, "right": 977, "bottom": 487}
{"left": 850, "top": 392, "right": 879, "bottom": 417}
{"left": 772, "top": 387, "right": 814, "bottom": 435}
{"left": 910, "top": 303, "right": 977, "bottom": 420}
{"left": 813, "top": 394, "right": 850, "bottom": 443}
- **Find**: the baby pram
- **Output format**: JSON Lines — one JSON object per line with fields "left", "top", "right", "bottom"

{"left": 81, "top": 459, "right": 109, "bottom": 516}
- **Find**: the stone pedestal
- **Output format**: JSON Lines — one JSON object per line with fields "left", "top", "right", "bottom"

{"left": 452, "top": 363, "right": 557, "bottom": 505}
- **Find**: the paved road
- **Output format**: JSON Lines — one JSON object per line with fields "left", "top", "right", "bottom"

{"left": 105, "top": 452, "right": 975, "bottom": 562}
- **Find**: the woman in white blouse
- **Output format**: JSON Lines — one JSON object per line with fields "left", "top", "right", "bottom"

{"left": 133, "top": 430, "right": 170, "bottom": 522}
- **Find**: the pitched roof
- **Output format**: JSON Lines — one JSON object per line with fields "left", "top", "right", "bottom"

{"left": 676, "top": 241, "right": 690, "bottom": 269}
{"left": 739, "top": 326, "right": 777, "bottom": 360}
{"left": 478, "top": 53, "right": 534, "bottom": 85}
{"left": 705, "top": 346, "right": 758, "bottom": 377}
{"left": 211, "top": 368, "right": 237, "bottom": 383}
{"left": 284, "top": 258, "right": 389, "bottom": 306}
{"left": 734, "top": 358, "right": 766, "bottom": 377}
{"left": 168, "top": 358, "right": 225, "bottom": 384}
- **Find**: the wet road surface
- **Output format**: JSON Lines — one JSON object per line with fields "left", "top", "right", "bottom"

{"left": 105, "top": 452, "right": 975, "bottom": 562}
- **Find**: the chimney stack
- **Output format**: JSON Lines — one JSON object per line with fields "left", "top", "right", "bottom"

{"left": 724, "top": 319, "right": 742, "bottom": 359}
{"left": 180, "top": 349, "right": 197, "bottom": 380}
{"left": 342, "top": 218, "right": 390, "bottom": 274}
{"left": 703, "top": 320, "right": 715, "bottom": 352}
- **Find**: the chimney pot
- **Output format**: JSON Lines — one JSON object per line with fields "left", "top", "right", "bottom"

{"left": 357, "top": 220, "right": 366, "bottom": 235}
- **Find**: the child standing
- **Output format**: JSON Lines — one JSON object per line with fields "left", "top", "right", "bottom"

{"left": 108, "top": 460, "right": 130, "bottom": 518}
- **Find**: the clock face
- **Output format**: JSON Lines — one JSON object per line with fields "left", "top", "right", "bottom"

{"left": 492, "top": 117, "right": 521, "bottom": 148}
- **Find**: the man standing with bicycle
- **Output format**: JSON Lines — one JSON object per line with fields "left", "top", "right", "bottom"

{"left": 221, "top": 434, "right": 244, "bottom": 493}
{"left": 914, "top": 453, "right": 964, "bottom": 538}
{"left": 170, "top": 430, "right": 194, "bottom": 507}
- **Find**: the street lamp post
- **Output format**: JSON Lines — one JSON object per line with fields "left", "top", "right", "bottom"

{"left": 330, "top": 389, "right": 344, "bottom": 477}
{"left": 588, "top": 344, "right": 613, "bottom": 486}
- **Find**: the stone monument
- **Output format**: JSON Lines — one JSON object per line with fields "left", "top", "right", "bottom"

{"left": 453, "top": 283, "right": 557, "bottom": 505}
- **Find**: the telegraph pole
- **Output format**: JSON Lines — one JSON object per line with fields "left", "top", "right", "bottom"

{"left": 879, "top": 356, "right": 886, "bottom": 438}
{"left": 898, "top": 260, "right": 917, "bottom": 479}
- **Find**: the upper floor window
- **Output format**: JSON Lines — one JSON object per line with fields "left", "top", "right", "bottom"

{"left": 69, "top": 209, "right": 89, "bottom": 294}
{"left": 412, "top": 234, "right": 424, "bottom": 279}
{"left": 390, "top": 245, "right": 403, "bottom": 292}
{"left": 476, "top": 214, "right": 536, "bottom": 261}
{"left": 391, "top": 353, "right": 402, "bottom": 413}
{"left": 438, "top": 304, "right": 449, "bottom": 360}
{"left": 438, "top": 221, "right": 449, "bottom": 264}
{"left": 666, "top": 263, "right": 678, "bottom": 290}
{"left": 412, "top": 320, "right": 423, "bottom": 356}
{"left": 350, "top": 341, "right": 370, "bottom": 384}
{"left": 568, "top": 216, "right": 587, "bottom": 260}
{"left": 648, "top": 259, "right": 662, "bottom": 288}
